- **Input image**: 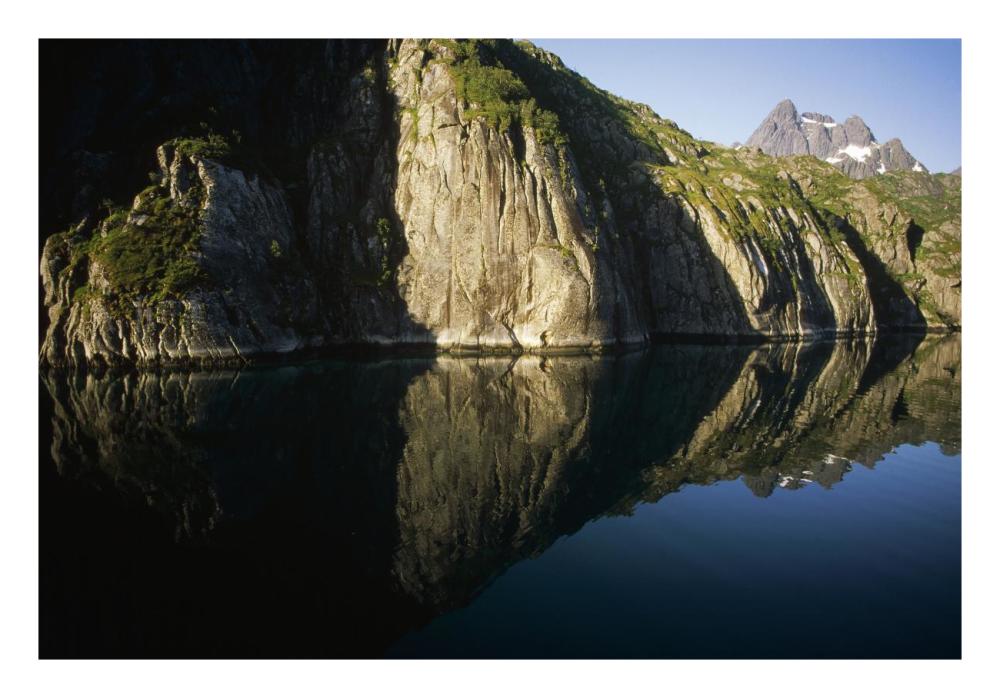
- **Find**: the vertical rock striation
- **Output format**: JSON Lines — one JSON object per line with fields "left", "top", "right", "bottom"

{"left": 39, "top": 40, "right": 961, "bottom": 366}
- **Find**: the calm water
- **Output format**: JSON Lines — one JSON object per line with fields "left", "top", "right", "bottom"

{"left": 39, "top": 334, "right": 961, "bottom": 658}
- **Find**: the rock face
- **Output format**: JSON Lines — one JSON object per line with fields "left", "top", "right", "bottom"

{"left": 41, "top": 145, "right": 321, "bottom": 365}
{"left": 745, "top": 99, "right": 927, "bottom": 179}
{"left": 39, "top": 40, "right": 961, "bottom": 366}
{"left": 386, "top": 51, "right": 644, "bottom": 350}
{"left": 864, "top": 169, "right": 962, "bottom": 325}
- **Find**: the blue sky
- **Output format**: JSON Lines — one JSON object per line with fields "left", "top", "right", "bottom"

{"left": 532, "top": 40, "right": 961, "bottom": 173}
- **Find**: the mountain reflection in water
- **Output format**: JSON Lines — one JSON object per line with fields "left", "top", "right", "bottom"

{"left": 39, "top": 333, "right": 960, "bottom": 658}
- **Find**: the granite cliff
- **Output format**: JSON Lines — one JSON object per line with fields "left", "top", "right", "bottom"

{"left": 40, "top": 40, "right": 961, "bottom": 366}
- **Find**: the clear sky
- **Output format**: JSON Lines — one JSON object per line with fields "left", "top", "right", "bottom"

{"left": 532, "top": 39, "right": 961, "bottom": 173}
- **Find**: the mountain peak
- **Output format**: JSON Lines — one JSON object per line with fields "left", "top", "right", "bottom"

{"left": 746, "top": 100, "right": 925, "bottom": 179}
{"left": 770, "top": 99, "right": 798, "bottom": 121}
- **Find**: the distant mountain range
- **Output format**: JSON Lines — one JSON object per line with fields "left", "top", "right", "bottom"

{"left": 745, "top": 99, "right": 927, "bottom": 179}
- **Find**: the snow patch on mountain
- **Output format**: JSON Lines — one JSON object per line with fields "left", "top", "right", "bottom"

{"left": 839, "top": 144, "right": 872, "bottom": 162}
{"left": 746, "top": 100, "right": 927, "bottom": 179}
{"left": 802, "top": 116, "right": 838, "bottom": 128}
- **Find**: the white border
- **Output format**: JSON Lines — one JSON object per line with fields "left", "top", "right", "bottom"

{"left": 3, "top": 0, "right": 998, "bottom": 696}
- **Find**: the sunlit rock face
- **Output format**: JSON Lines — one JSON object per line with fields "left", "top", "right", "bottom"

{"left": 388, "top": 46, "right": 645, "bottom": 351}
{"left": 40, "top": 40, "right": 959, "bottom": 366}
{"left": 43, "top": 334, "right": 960, "bottom": 637}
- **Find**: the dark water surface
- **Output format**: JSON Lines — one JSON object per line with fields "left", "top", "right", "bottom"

{"left": 39, "top": 334, "right": 961, "bottom": 658}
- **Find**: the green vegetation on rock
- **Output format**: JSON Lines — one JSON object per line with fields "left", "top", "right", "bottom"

{"left": 438, "top": 40, "right": 567, "bottom": 147}
{"left": 375, "top": 216, "right": 399, "bottom": 287}
{"left": 864, "top": 171, "right": 960, "bottom": 231}
{"left": 865, "top": 170, "right": 961, "bottom": 278}
{"left": 483, "top": 39, "right": 960, "bottom": 322}
{"left": 171, "top": 134, "right": 232, "bottom": 161}
{"left": 39, "top": 39, "right": 962, "bottom": 369}
{"left": 64, "top": 181, "right": 206, "bottom": 313}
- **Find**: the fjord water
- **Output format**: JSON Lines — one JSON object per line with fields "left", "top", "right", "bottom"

{"left": 39, "top": 334, "right": 960, "bottom": 658}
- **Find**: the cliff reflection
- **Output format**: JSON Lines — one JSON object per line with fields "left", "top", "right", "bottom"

{"left": 40, "top": 333, "right": 960, "bottom": 656}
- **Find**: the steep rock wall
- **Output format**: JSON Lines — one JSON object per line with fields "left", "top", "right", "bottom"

{"left": 41, "top": 146, "right": 320, "bottom": 366}
{"left": 39, "top": 39, "right": 960, "bottom": 366}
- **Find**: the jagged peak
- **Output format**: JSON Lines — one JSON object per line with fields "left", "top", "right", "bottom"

{"left": 747, "top": 100, "right": 926, "bottom": 179}
{"left": 769, "top": 98, "right": 799, "bottom": 121}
